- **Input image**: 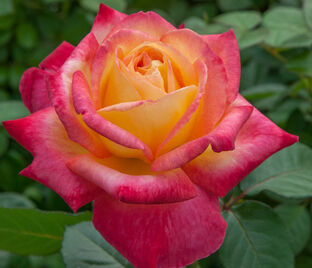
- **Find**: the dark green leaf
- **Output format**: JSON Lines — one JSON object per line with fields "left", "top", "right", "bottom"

{"left": 242, "top": 83, "right": 286, "bottom": 110}
{"left": 0, "top": 30, "right": 12, "bottom": 46}
{"left": 189, "top": 3, "right": 218, "bottom": 20}
{"left": 295, "top": 255, "right": 312, "bottom": 268}
{"left": 0, "top": 193, "right": 36, "bottom": 208}
{"left": 61, "top": 8, "right": 91, "bottom": 45}
{"left": 9, "top": 65, "right": 26, "bottom": 91}
{"left": 16, "top": 23, "right": 38, "bottom": 49}
{"left": 0, "top": 66, "right": 8, "bottom": 85}
{"left": 0, "top": 100, "right": 29, "bottom": 123}
{"left": 274, "top": 205, "right": 311, "bottom": 254}
{"left": 62, "top": 221, "right": 131, "bottom": 268}
{"left": 286, "top": 52, "right": 312, "bottom": 77}
{"left": 79, "top": 0, "right": 127, "bottom": 13}
{"left": 0, "top": 128, "right": 9, "bottom": 156}
{"left": 0, "top": 208, "right": 92, "bottom": 255}
{"left": 0, "top": 15, "right": 15, "bottom": 30}
{"left": 217, "top": 0, "right": 253, "bottom": 12}
{"left": 220, "top": 201, "right": 294, "bottom": 268}
{"left": 240, "top": 143, "right": 312, "bottom": 199}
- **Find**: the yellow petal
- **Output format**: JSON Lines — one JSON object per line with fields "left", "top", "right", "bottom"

{"left": 98, "top": 85, "right": 198, "bottom": 154}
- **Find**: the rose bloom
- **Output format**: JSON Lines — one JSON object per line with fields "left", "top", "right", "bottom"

{"left": 3, "top": 4, "right": 298, "bottom": 268}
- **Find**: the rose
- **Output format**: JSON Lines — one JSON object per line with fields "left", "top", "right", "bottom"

{"left": 3, "top": 4, "right": 298, "bottom": 267}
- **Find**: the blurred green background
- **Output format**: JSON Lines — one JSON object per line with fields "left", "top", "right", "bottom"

{"left": 0, "top": 0, "right": 312, "bottom": 267}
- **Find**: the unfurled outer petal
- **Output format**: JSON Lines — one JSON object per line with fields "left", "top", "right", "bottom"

{"left": 19, "top": 67, "right": 51, "bottom": 113}
{"left": 39, "top": 41, "right": 75, "bottom": 72}
{"left": 183, "top": 95, "right": 299, "bottom": 197}
{"left": 202, "top": 30, "right": 240, "bottom": 103}
{"left": 72, "top": 70, "right": 153, "bottom": 161}
{"left": 2, "top": 108, "right": 102, "bottom": 211}
{"left": 91, "top": 4, "right": 127, "bottom": 44}
{"left": 93, "top": 187, "right": 226, "bottom": 268}
{"left": 67, "top": 154, "right": 197, "bottom": 204}
{"left": 152, "top": 101, "right": 254, "bottom": 171}
{"left": 47, "top": 33, "right": 110, "bottom": 158}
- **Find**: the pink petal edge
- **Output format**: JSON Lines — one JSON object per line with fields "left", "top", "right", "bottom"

{"left": 19, "top": 67, "right": 51, "bottom": 113}
{"left": 39, "top": 41, "right": 75, "bottom": 73}
{"left": 183, "top": 95, "right": 299, "bottom": 197}
{"left": 152, "top": 101, "right": 254, "bottom": 172}
{"left": 93, "top": 187, "right": 226, "bottom": 268}
{"left": 67, "top": 154, "right": 197, "bottom": 204}
{"left": 91, "top": 3, "right": 127, "bottom": 44}
{"left": 2, "top": 108, "right": 102, "bottom": 211}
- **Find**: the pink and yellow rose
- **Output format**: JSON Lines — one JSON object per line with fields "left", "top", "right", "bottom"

{"left": 3, "top": 4, "right": 298, "bottom": 268}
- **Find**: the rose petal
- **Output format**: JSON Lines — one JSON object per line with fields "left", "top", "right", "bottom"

{"left": 98, "top": 85, "right": 198, "bottom": 154}
{"left": 161, "top": 29, "right": 228, "bottom": 135}
{"left": 202, "top": 30, "right": 240, "bottom": 103}
{"left": 72, "top": 70, "right": 152, "bottom": 161}
{"left": 91, "top": 29, "right": 156, "bottom": 108}
{"left": 39, "top": 41, "right": 75, "bottom": 72}
{"left": 47, "top": 33, "right": 108, "bottom": 157}
{"left": 140, "top": 41, "right": 196, "bottom": 87}
{"left": 2, "top": 108, "right": 102, "bottom": 211}
{"left": 91, "top": 3, "right": 127, "bottom": 44}
{"left": 67, "top": 154, "right": 197, "bottom": 204}
{"left": 118, "top": 58, "right": 166, "bottom": 100}
{"left": 183, "top": 95, "right": 299, "bottom": 197}
{"left": 156, "top": 59, "right": 207, "bottom": 156}
{"left": 19, "top": 67, "right": 51, "bottom": 113}
{"left": 103, "top": 56, "right": 142, "bottom": 106}
{"left": 151, "top": 101, "right": 254, "bottom": 171}
{"left": 93, "top": 187, "right": 226, "bottom": 268}
{"left": 108, "top": 11, "right": 175, "bottom": 39}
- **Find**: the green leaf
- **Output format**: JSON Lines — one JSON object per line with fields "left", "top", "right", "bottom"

{"left": 79, "top": 0, "right": 127, "bottom": 13}
{"left": 0, "top": 30, "right": 12, "bottom": 47}
{"left": 263, "top": 7, "right": 312, "bottom": 48}
{"left": 0, "top": 66, "right": 8, "bottom": 85}
{"left": 240, "top": 143, "right": 312, "bottom": 199}
{"left": 61, "top": 8, "right": 92, "bottom": 45}
{"left": 0, "top": 0, "right": 14, "bottom": 16}
{"left": 274, "top": 205, "right": 311, "bottom": 254}
{"left": 286, "top": 52, "right": 312, "bottom": 77}
{"left": 9, "top": 64, "right": 26, "bottom": 91}
{"left": 184, "top": 17, "right": 213, "bottom": 35}
{"left": 0, "top": 250, "right": 11, "bottom": 268}
{"left": 296, "top": 255, "right": 312, "bottom": 268}
{"left": 214, "top": 11, "right": 261, "bottom": 31}
{"left": 217, "top": 0, "right": 253, "bottom": 12}
{"left": 242, "top": 83, "right": 286, "bottom": 110}
{"left": 238, "top": 27, "right": 268, "bottom": 50}
{"left": 0, "top": 193, "right": 36, "bottom": 208}
{"left": 0, "top": 15, "right": 15, "bottom": 30}
{"left": 16, "top": 23, "right": 38, "bottom": 49}
{"left": 0, "top": 208, "right": 92, "bottom": 255}
{"left": 303, "top": 0, "right": 312, "bottom": 31}
{"left": 0, "top": 128, "right": 9, "bottom": 157}
{"left": 62, "top": 221, "right": 131, "bottom": 268}
{"left": 220, "top": 201, "right": 294, "bottom": 268}
{"left": 0, "top": 100, "right": 29, "bottom": 123}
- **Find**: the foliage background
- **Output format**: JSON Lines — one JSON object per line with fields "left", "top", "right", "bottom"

{"left": 0, "top": 0, "right": 312, "bottom": 267}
